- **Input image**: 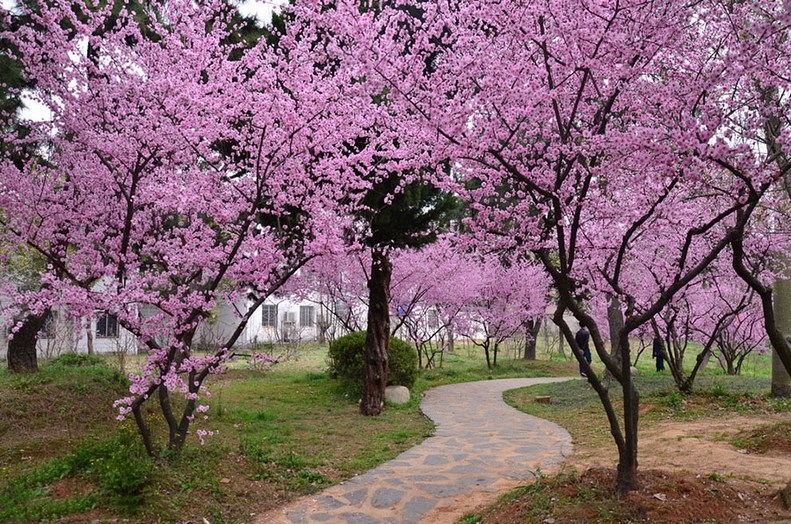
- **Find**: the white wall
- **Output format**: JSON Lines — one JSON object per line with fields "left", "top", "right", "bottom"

{"left": 192, "top": 295, "right": 326, "bottom": 350}
{"left": 0, "top": 293, "right": 350, "bottom": 362}
{"left": 0, "top": 311, "right": 139, "bottom": 360}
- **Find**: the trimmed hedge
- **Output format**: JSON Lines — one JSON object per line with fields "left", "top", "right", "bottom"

{"left": 327, "top": 332, "right": 418, "bottom": 395}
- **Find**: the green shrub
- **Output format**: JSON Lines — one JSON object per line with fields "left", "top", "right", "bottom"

{"left": 0, "top": 433, "right": 152, "bottom": 520}
{"left": 327, "top": 332, "right": 418, "bottom": 395}
{"left": 64, "top": 435, "right": 153, "bottom": 501}
{"left": 93, "top": 434, "right": 153, "bottom": 512}
{"left": 327, "top": 331, "right": 367, "bottom": 381}
{"left": 50, "top": 353, "right": 106, "bottom": 368}
{"left": 388, "top": 337, "right": 418, "bottom": 389}
{"left": 96, "top": 443, "right": 153, "bottom": 498}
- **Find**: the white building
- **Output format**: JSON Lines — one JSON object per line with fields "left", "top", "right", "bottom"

{"left": 193, "top": 295, "right": 328, "bottom": 350}
{"left": 0, "top": 309, "right": 138, "bottom": 360}
{"left": 0, "top": 295, "right": 338, "bottom": 361}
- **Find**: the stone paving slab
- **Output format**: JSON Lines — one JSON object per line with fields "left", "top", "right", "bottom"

{"left": 259, "top": 377, "right": 575, "bottom": 523}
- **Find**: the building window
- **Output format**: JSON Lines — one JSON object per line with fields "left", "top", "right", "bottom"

{"left": 262, "top": 304, "right": 278, "bottom": 327}
{"left": 335, "top": 300, "right": 350, "bottom": 319}
{"left": 41, "top": 310, "right": 57, "bottom": 339}
{"left": 96, "top": 313, "right": 119, "bottom": 338}
{"left": 299, "top": 305, "right": 315, "bottom": 327}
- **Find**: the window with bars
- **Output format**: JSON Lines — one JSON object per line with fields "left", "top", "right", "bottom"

{"left": 96, "top": 313, "right": 119, "bottom": 338}
{"left": 262, "top": 304, "right": 278, "bottom": 327}
{"left": 299, "top": 305, "right": 315, "bottom": 327}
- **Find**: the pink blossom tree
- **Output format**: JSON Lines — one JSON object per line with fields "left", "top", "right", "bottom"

{"left": 0, "top": 0, "right": 370, "bottom": 454}
{"left": 452, "top": 259, "right": 548, "bottom": 369}
{"left": 651, "top": 271, "right": 759, "bottom": 392}
{"left": 713, "top": 299, "right": 768, "bottom": 376}
{"left": 731, "top": 193, "right": 791, "bottom": 386}
{"left": 389, "top": 239, "right": 479, "bottom": 367}
{"left": 329, "top": 0, "right": 791, "bottom": 492}
{"left": 390, "top": 239, "right": 549, "bottom": 368}
{"left": 389, "top": 245, "right": 455, "bottom": 368}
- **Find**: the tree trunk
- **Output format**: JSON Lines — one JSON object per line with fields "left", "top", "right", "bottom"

{"left": 523, "top": 317, "right": 541, "bottom": 360}
{"left": 607, "top": 296, "right": 625, "bottom": 368}
{"left": 765, "top": 86, "right": 791, "bottom": 397}
{"left": 317, "top": 304, "right": 331, "bottom": 345}
{"left": 616, "top": 328, "right": 639, "bottom": 495}
{"left": 360, "top": 249, "right": 391, "bottom": 416}
{"left": 8, "top": 312, "right": 46, "bottom": 373}
{"left": 772, "top": 279, "right": 791, "bottom": 397}
{"left": 697, "top": 347, "right": 712, "bottom": 373}
{"left": 616, "top": 449, "right": 638, "bottom": 495}
{"left": 86, "top": 322, "right": 94, "bottom": 356}
{"left": 731, "top": 234, "right": 791, "bottom": 399}
{"left": 555, "top": 307, "right": 637, "bottom": 494}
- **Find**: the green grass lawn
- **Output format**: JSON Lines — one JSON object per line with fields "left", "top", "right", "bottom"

{"left": 0, "top": 340, "right": 574, "bottom": 523}
{"left": 461, "top": 347, "right": 788, "bottom": 524}
{"left": 0, "top": 338, "right": 781, "bottom": 523}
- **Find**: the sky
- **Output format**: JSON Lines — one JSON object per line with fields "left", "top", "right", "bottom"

{"left": 236, "top": 0, "right": 283, "bottom": 25}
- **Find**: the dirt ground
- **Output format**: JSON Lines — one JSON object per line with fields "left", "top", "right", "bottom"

{"left": 577, "top": 414, "right": 791, "bottom": 490}
{"left": 476, "top": 413, "right": 791, "bottom": 523}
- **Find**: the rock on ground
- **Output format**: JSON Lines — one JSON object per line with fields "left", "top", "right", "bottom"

{"left": 385, "top": 385, "right": 410, "bottom": 405}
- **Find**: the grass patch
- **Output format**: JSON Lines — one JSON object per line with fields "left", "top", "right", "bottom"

{"left": 2, "top": 344, "right": 470, "bottom": 522}
{"left": 731, "top": 420, "right": 791, "bottom": 454}
{"left": 505, "top": 372, "right": 781, "bottom": 461}
{"left": 460, "top": 469, "right": 637, "bottom": 523}
{"left": 0, "top": 431, "right": 153, "bottom": 521}
{"left": 0, "top": 340, "right": 778, "bottom": 523}
{"left": 509, "top": 373, "right": 779, "bottom": 424}
{"left": 492, "top": 366, "right": 789, "bottom": 523}
{"left": 418, "top": 350, "right": 577, "bottom": 388}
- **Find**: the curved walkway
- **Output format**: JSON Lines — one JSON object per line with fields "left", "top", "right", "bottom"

{"left": 260, "top": 377, "right": 575, "bottom": 524}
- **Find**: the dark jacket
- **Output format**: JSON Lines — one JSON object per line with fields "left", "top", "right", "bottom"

{"left": 575, "top": 327, "right": 590, "bottom": 351}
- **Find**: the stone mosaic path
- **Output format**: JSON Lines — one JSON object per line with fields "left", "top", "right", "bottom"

{"left": 260, "top": 377, "right": 575, "bottom": 523}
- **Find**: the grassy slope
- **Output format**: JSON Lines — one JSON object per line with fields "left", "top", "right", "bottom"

{"left": 459, "top": 350, "right": 791, "bottom": 523}
{"left": 0, "top": 340, "right": 780, "bottom": 523}
{"left": 0, "top": 340, "right": 576, "bottom": 523}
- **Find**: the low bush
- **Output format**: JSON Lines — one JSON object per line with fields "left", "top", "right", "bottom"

{"left": 0, "top": 432, "right": 153, "bottom": 520}
{"left": 388, "top": 337, "right": 419, "bottom": 389}
{"left": 327, "top": 332, "right": 418, "bottom": 395}
{"left": 50, "top": 353, "right": 106, "bottom": 368}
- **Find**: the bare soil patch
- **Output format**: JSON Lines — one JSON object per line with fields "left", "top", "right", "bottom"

{"left": 476, "top": 414, "right": 791, "bottom": 523}
{"left": 482, "top": 467, "right": 788, "bottom": 523}
{"left": 576, "top": 414, "right": 791, "bottom": 489}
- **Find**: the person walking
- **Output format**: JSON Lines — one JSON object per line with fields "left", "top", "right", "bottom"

{"left": 575, "top": 326, "right": 592, "bottom": 377}
{"left": 652, "top": 336, "right": 666, "bottom": 372}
